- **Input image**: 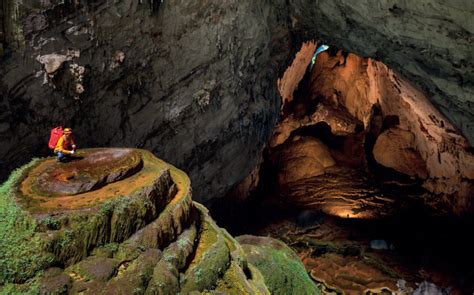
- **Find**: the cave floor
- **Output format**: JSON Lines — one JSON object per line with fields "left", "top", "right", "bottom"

{"left": 211, "top": 167, "right": 474, "bottom": 294}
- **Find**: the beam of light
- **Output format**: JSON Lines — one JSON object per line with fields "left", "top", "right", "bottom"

{"left": 310, "top": 44, "right": 330, "bottom": 70}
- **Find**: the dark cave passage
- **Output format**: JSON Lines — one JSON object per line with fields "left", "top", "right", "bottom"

{"left": 211, "top": 42, "right": 474, "bottom": 294}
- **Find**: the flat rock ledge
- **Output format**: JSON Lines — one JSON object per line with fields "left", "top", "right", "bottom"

{"left": 32, "top": 148, "right": 143, "bottom": 196}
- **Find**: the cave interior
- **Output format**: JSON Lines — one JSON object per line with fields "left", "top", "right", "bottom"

{"left": 211, "top": 42, "right": 474, "bottom": 294}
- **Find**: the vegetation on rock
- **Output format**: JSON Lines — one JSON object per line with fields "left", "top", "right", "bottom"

{"left": 237, "top": 235, "right": 319, "bottom": 295}
{"left": 0, "top": 149, "right": 318, "bottom": 294}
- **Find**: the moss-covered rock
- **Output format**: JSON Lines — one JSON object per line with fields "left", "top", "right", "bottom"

{"left": 38, "top": 267, "right": 72, "bottom": 295}
{"left": 145, "top": 223, "right": 198, "bottom": 295}
{"left": 0, "top": 149, "right": 176, "bottom": 284}
{"left": 180, "top": 203, "right": 231, "bottom": 293}
{"left": 0, "top": 148, "right": 316, "bottom": 294}
{"left": 236, "top": 235, "right": 320, "bottom": 295}
{"left": 101, "top": 249, "right": 162, "bottom": 295}
{"left": 0, "top": 159, "right": 55, "bottom": 284}
{"left": 67, "top": 256, "right": 119, "bottom": 282}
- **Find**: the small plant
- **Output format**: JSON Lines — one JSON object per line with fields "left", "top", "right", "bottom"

{"left": 41, "top": 216, "right": 61, "bottom": 230}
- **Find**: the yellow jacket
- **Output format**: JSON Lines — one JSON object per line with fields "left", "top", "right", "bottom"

{"left": 54, "top": 135, "right": 75, "bottom": 154}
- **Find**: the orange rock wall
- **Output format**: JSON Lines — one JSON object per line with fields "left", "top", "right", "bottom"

{"left": 308, "top": 51, "right": 473, "bottom": 210}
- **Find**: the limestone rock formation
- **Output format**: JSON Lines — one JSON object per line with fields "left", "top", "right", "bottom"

{"left": 236, "top": 235, "right": 319, "bottom": 295}
{"left": 1, "top": 0, "right": 472, "bottom": 207}
{"left": 271, "top": 136, "right": 335, "bottom": 189}
{"left": 288, "top": 0, "right": 474, "bottom": 145}
{"left": 0, "top": 1, "right": 290, "bottom": 204}
{"left": 373, "top": 128, "right": 428, "bottom": 179}
{"left": 0, "top": 148, "right": 317, "bottom": 294}
{"left": 274, "top": 48, "right": 473, "bottom": 212}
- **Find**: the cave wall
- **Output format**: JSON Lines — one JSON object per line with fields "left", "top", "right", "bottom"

{"left": 287, "top": 0, "right": 474, "bottom": 144}
{"left": 0, "top": 0, "right": 290, "bottom": 203}
{"left": 312, "top": 51, "right": 473, "bottom": 210}
{"left": 1, "top": 0, "right": 472, "bottom": 205}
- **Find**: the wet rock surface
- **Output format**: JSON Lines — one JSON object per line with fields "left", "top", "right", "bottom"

{"left": 32, "top": 148, "right": 143, "bottom": 196}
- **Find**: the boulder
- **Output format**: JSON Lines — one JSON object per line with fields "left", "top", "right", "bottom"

{"left": 272, "top": 136, "right": 335, "bottom": 188}
{"left": 237, "top": 235, "right": 318, "bottom": 295}
{"left": 373, "top": 128, "right": 428, "bottom": 179}
{"left": 36, "top": 53, "right": 70, "bottom": 74}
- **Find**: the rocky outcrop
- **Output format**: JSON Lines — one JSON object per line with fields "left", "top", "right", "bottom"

{"left": 31, "top": 148, "right": 144, "bottom": 196}
{"left": 0, "top": 148, "right": 317, "bottom": 294}
{"left": 270, "top": 136, "right": 335, "bottom": 190}
{"left": 1, "top": 0, "right": 472, "bottom": 207}
{"left": 271, "top": 48, "right": 473, "bottom": 212}
{"left": 288, "top": 0, "right": 474, "bottom": 145}
{"left": 237, "top": 235, "right": 319, "bottom": 295}
{"left": 373, "top": 128, "right": 428, "bottom": 179}
{"left": 277, "top": 41, "right": 316, "bottom": 111}
{"left": 314, "top": 52, "right": 473, "bottom": 208}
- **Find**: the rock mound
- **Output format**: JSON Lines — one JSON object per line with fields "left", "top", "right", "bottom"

{"left": 0, "top": 148, "right": 317, "bottom": 294}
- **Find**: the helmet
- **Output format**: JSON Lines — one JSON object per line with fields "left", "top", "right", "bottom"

{"left": 63, "top": 128, "right": 72, "bottom": 134}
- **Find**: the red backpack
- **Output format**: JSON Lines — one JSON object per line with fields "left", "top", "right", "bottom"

{"left": 48, "top": 126, "right": 63, "bottom": 149}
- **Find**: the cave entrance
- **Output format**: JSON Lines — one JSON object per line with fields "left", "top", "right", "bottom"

{"left": 211, "top": 41, "right": 474, "bottom": 294}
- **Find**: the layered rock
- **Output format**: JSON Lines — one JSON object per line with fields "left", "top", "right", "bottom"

{"left": 0, "top": 148, "right": 317, "bottom": 294}
{"left": 317, "top": 52, "right": 473, "bottom": 208}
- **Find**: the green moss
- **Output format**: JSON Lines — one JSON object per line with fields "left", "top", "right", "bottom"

{"left": 91, "top": 243, "right": 119, "bottom": 258}
{"left": 0, "top": 159, "right": 55, "bottom": 284}
{"left": 237, "top": 236, "right": 320, "bottom": 295}
{"left": 180, "top": 205, "right": 231, "bottom": 293}
{"left": 0, "top": 278, "right": 40, "bottom": 295}
{"left": 38, "top": 216, "right": 61, "bottom": 231}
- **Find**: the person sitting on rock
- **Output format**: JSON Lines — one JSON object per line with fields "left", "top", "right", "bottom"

{"left": 54, "top": 128, "right": 77, "bottom": 162}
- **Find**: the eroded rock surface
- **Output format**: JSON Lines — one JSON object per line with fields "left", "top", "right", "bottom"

{"left": 271, "top": 136, "right": 335, "bottom": 190}
{"left": 1, "top": 0, "right": 473, "bottom": 206}
{"left": 288, "top": 0, "right": 474, "bottom": 144}
{"left": 373, "top": 128, "right": 428, "bottom": 179}
{"left": 0, "top": 1, "right": 289, "bottom": 204}
{"left": 0, "top": 149, "right": 317, "bottom": 294}
{"left": 31, "top": 148, "right": 143, "bottom": 196}
{"left": 272, "top": 48, "right": 473, "bottom": 212}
